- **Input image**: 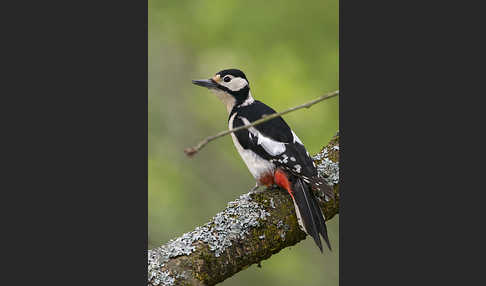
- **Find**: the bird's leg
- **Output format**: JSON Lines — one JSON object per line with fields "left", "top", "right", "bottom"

{"left": 249, "top": 182, "right": 275, "bottom": 193}
{"left": 249, "top": 182, "right": 260, "bottom": 193}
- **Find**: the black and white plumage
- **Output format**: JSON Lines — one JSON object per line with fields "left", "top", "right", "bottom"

{"left": 192, "top": 69, "right": 332, "bottom": 252}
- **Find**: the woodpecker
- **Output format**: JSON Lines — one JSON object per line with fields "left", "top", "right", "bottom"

{"left": 192, "top": 69, "right": 333, "bottom": 252}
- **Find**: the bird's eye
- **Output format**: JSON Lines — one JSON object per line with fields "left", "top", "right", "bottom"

{"left": 223, "top": 76, "right": 231, "bottom": 82}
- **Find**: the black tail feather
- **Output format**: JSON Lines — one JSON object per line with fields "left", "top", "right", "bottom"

{"left": 309, "top": 191, "right": 332, "bottom": 251}
{"left": 292, "top": 178, "right": 322, "bottom": 252}
{"left": 291, "top": 177, "right": 331, "bottom": 252}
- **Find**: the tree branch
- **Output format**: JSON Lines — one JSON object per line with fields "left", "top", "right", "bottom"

{"left": 149, "top": 133, "right": 340, "bottom": 286}
{"left": 184, "top": 90, "right": 339, "bottom": 157}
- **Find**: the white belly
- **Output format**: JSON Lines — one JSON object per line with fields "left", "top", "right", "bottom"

{"left": 230, "top": 133, "right": 275, "bottom": 180}
{"left": 229, "top": 113, "right": 275, "bottom": 180}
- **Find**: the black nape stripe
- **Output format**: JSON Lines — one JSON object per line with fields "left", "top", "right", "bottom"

{"left": 231, "top": 85, "right": 250, "bottom": 104}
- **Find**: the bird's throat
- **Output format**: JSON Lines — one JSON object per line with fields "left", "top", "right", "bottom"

{"left": 211, "top": 89, "right": 236, "bottom": 113}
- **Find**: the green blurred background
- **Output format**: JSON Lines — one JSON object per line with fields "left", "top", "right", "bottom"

{"left": 149, "top": 0, "right": 339, "bottom": 285}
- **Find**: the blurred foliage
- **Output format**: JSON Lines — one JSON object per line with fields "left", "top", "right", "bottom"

{"left": 149, "top": 0, "right": 338, "bottom": 285}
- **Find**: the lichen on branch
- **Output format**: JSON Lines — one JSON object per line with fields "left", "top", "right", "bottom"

{"left": 149, "top": 133, "right": 340, "bottom": 286}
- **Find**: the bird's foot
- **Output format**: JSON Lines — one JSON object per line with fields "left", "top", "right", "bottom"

{"left": 266, "top": 184, "right": 280, "bottom": 191}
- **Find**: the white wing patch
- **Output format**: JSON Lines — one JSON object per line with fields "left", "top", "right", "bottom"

{"left": 241, "top": 117, "right": 286, "bottom": 156}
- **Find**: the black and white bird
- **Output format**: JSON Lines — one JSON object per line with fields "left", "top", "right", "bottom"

{"left": 192, "top": 69, "right": 333, "bottom": 252}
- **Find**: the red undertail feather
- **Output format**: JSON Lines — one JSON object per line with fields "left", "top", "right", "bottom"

{"left": 258, "top": 173, "right": 275, "bottom": 187}
{"left": 274, "top": 168, "right": 294, "bottom": 199}
{"left": 274, "top": 168, "right": 331, "bottom": 252}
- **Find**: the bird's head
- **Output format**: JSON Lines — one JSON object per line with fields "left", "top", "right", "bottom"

{"left": 192, "top": 69, "right": 253, "bottom": 113}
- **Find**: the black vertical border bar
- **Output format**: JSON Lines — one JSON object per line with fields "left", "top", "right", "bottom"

{"left": 3, "top": 0, "right": 148, "bottom": 284}
{"left": 338, "top": 0, "right": 475, "bottom": 284}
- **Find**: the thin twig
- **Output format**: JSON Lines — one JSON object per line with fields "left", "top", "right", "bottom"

{"left": 184, "top": 90, "right": 339, "bottom": 157}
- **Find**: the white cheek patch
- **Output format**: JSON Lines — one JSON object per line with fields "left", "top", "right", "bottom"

{"left": 241, "top": 117, "right": 286, "bottom": 156}
{"left": 224, "top": 77, "right": 248, "bottom": 91}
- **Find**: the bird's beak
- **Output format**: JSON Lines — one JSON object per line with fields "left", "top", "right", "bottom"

{"left": 192, "top": 79, "right": 218, "bottom": 89}
{"left": 192, "top": 75, "right": 221, "bottom": 89}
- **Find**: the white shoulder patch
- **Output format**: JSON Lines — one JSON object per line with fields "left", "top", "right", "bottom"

{"left": 241, "top": 117, "right": 286, "bottom": 156}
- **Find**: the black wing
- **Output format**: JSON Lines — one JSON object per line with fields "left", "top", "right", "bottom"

{"left": 231, "top": 100, "right": 294, "bottom": 143}
{"left": 231, "top": 101, "right": 317, "bottom": 181}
